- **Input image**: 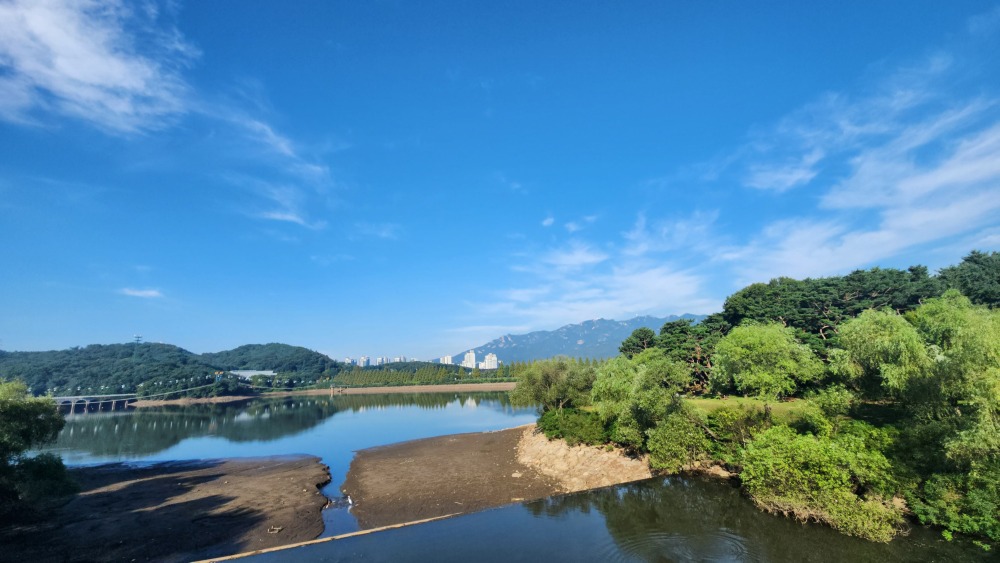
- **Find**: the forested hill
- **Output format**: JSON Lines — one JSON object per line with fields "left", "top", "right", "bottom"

{"left": 453, "top": 314, "right": 705, "bottom": 363}
{"left": 0, "top": 342, "right": 346, "bottom": 397}
{"left": 200, "top": 343, "right": 339, "bottom": 374}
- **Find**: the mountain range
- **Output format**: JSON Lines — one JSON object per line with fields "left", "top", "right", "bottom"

{"left": 450, "top": 314, "right": 705, "bottom": 364}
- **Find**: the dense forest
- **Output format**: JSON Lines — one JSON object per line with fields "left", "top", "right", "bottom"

{"left": 513, "top": 250, "right": 999, "bottom": 548}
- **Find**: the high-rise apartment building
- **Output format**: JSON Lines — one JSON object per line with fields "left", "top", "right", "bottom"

{"left": 440, "top": 355, "right": 453, "bottom": 365}
{"left": 461, "top": 350, "right": 476, "bottom": 368}
{"left": 482, "top": 353, "right": 499, "bottom": 370}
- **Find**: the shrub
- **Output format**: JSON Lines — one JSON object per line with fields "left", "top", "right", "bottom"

{"left": 740, "top": 425, "right": 902, "bottom": 542}
{"left": 537, "top": 408, "right": 608, "bottom": 447}
{"left": 646, "top": 411, "right": 711, "bottom": 473}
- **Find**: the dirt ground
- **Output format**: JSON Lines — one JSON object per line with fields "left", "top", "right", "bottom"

{"left": 131, "top": 382, "right": 516, "bottom": 408}
{"left": 341, "top": 426, "right": 560, "bottom": 529}
{"left": 1, "top": 456, "right": 331, "bottom": 563}
{"left": 340, "top": 424, "right": 653, "bottom": 530}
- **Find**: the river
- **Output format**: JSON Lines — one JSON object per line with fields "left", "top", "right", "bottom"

{"left": 44, "top": 392, "right": 990, "bottom": 562}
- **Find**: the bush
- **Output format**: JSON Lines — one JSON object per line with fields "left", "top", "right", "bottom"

{"left": 646, "top": 411, "right": 711, "bottom": 473}
{"left": 908, "top": 461, "right": 1000, "bottom": 544}
{"left": 706, "top": 404, "right": 773, "bottom": 466}
{"left": 740, "top": 425, "right": 902, "bottom": 542}
{"left": 537, "top": 408, "right": 608, "bottom": 447}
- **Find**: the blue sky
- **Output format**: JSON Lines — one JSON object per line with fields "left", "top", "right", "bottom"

{"left": 2, "top": 1, "right": 999, "bottom": 361}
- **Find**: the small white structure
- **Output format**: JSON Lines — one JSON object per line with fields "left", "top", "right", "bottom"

{"left": 230, "top": 370, "right": 277, "bottom": 380}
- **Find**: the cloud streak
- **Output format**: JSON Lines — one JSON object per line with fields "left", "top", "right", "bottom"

{"left": 0, "top": 0, "right": 195, "bottom": 133}
{"left": 119, "top": 287, "right": 163, "bottom": 298}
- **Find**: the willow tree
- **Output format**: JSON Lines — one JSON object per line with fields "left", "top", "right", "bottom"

{"left": 710, "top": 322, "right": 824, "bottom": 399}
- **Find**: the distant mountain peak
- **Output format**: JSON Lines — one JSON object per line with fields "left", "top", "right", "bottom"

{"left": 450, "top": 314, "right": 704, "bottom": 363}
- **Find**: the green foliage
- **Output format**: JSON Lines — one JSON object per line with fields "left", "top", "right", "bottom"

{"left": 721, "top": 266, "right": 943, "bottom": 353}
{"left": 907, "top": 462, "right": 1000, "bottom": 543}
{"left": 837, "top": 309, "right": 930, "bottom": 394}
{"left": 591, "top": 349, "right": 689, "bottom": 451}
{"left": 646, "top": 410, "right": 711, "bottom": 473}
{"left": 536, "top": 408, "right": 609, "bottom": 446}
{"left": 619, "top": 327, "right": 657, "bottom": 358}
{"left": 740, "top": 425, "right": 902, "bottom": 542}
{"left": 656, "top": 314, "right": 729, "bottom": 392}
{"left": 509, "top": 357, "right": 596, "bottom": 412}
{"left": 705, "top": 404, "right": 774, "bottom": 465}
{"left": 0, "top": 380, "right": 75, "bottom": 522}
{"left": 938, "top": 250, "right": 1000, "bottom": 308}
{"left": 710, "top": 322, "right": 824, "bottom": 399}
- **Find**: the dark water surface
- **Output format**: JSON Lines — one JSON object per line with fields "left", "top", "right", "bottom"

{"left": 44, "top": 393, "right": 991, "bottom": 561}
{"left": 257, "top": 477, "right": 991, "bottom": 563}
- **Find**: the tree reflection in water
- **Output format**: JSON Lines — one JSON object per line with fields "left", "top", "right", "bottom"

{"left": 47, "top": 392, "right": 514, "bottom": 459}
{"left": 525, "top": 476, "right": 990, "bottom": 562}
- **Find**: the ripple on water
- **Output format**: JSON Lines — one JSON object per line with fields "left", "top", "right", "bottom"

{"left": 594, "top": 527, "right": 764, "bottom": 563}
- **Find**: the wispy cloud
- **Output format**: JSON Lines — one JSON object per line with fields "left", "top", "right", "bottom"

{"left": 479, "top": 233, "right": 719, "bottom": 331}
{"left": 354, "top": 222, "right": 401, "bottom": 240}
{"left": 0, "top": 0, "right": 195, "bottom": 133}
{"left": 711, "top": 15, "right": 1000, "bottom": 284}
{"left": 119, "top": 287, "right": 163, "bottom": 298}
{"left": 541, "top": 215, "right": 554, "bottom": 227}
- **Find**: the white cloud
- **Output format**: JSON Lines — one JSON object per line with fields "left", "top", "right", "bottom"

{"left": 540, "top": 242, "right": 608, "bottom": 269}
{"left": 119, "top": 287, "right": 163, "bottom": 298}
{"left": 541, "top": 215, "right": 554, "bottom": 227}
{"left": 623, "top": 211, "right": 718, "bottom": 257}
{"left": 354, "top": 222, "right": 401, "bottom": 240}
{"left": 744, "top": 149, "right": 824, "bottom": 192}
{"left": 715, "top": 28, "right": 1000, "bottom": 285}
{"left": 0, "top": 0, "right": 195, "bottom": 132}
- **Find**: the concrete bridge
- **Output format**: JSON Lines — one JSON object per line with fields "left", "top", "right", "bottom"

{"left": 53, "top": 393, "right": 138, "bottom": 413}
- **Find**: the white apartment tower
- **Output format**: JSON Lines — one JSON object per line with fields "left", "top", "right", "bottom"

{"left": 440, "top": 355, "right": 453, "bottom": 365}
{"left": 461, "top": 350, "right": 476, "bottom": 368}
{"left": 482, "top": 353, "right": 499, "bottom": 370}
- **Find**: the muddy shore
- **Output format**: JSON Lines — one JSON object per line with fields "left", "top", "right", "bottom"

{"left": 341, "top": 424, "right": 652, "bottom": 529}
{"left": 131, "top": 382, "right": 516, "bottom": 408}
{"left": 1, "top": 456, "right": 331, "bottom": 563}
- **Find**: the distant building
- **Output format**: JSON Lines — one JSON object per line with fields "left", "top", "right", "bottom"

{"left": 230, "top": 370, "right": 277, "bottom": 380}
{"left": 482, "top": 353, "right": 499, "bottom": 370}
{"left": 440, "top": 355, "right": 453, "bottom": 365}
{"left": 461, "top": 350, "right": 476, "bottom": 369}
{"left": 358, "top": 356, "right": 370, "bottom": 367}
{"left": 344, "top": 357, "right": 356, "bottom": 365}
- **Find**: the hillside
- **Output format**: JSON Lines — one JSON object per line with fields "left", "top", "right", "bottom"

{"left": 451, "top": 315, "right": 705, "bottom": 364}
{"left": 0, "top": 343, "right": 345, "bottom": 397}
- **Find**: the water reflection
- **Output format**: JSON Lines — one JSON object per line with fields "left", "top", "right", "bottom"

{"left": 257, "top": 477, "right": 990, "bottom": 562}
{"left": 46, "top": 392, "right": 519, "bottom": 461}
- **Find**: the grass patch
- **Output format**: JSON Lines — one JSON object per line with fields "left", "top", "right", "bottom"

{"left": 685, "top": 396, "right": 810, "bottom": 424}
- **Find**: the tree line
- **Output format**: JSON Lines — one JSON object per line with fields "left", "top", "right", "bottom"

{"left": 512, "top": 250, "right": 1000, "bottom": 548}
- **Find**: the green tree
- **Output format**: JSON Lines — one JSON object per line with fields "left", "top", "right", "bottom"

{"left": 509, "top": 358, "right": 596, "bottom": 412}
{"left": 619, "top": 327, "right": 657, "bottom": 358}
{"left": 836, "top": 308, "right": 930, "bottom": 395}
{"left": 710, "top": 322, "right": 824, "bottom": 399}
{"left": 0, "top": 380, "right": 75, "bottom": 521}
{"left": 938, "top": 250, "right": 1000, "bottom": 308}
{"left": 591, "top": 348, "right": 689, "bottom": 451}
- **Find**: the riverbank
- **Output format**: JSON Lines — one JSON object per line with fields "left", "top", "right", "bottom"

{"left": 340, "top": 424, "right": 652, "bottom": 529}
{"left": 1, "top": 456, "right": 331, "bottom": 562}
{"left": 131, "top": 382, "right": 516, "bottom": 407}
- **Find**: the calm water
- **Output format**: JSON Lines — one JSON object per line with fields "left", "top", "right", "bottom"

{"left": 45, "top": 393, "right": 991, "bottom": 562}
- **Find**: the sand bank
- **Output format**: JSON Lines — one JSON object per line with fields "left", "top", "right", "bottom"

{"left": 1, "top": 456, "right": 330, "bottom": 562}
{"left": 340, "top": 424, "right": 652, "bottom": 529}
